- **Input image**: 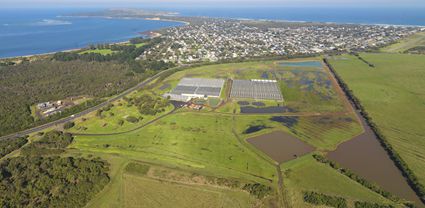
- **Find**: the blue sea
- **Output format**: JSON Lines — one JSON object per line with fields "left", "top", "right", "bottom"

{"left": 0, "top": 8, "right": 183, "bottom": 58}
{"left": 1, "top": 6, "right": 424, "bottom": 58}
{"left": 173, "top": 6, "right": 425, "bottom": 26}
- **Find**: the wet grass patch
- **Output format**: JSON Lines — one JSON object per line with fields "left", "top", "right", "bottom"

{"left": 237, "top": 101, "right": 250, "bottom": 105}
{"left": 270, "top": 116, "right": 299, "bottom": 128}
{"left": 252, "top": 102, "right": 266, "bottom": 107}
{"left": 244, "top": 124, "right": 271, "bottom": 134}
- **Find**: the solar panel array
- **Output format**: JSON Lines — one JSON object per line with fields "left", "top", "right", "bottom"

{"left": 169, "top": 78, "right": 225, "bottom": 97}
{"left": 231, "top": 79, "right": 283, "bottom": 100}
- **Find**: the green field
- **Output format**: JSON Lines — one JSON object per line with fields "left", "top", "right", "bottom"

{"left": 381, "top": 32, "right": 425, "bottom": 53}
{"left": 133, "top": 42, "right": 146, "bottom": 48}
{"left": 61, "top": 58, "right": 411, "bottom": 207}
{"left": 329, "top": 53, "right": 425, "bottom": 187}
{"left": 69, "top": 91, "right": 174, "bottom": 134}
{"left": 78, "top": 154, "right": 263, "bottom": 208}
{"left": 71, "top": 112, "right": 277, "bottom": 182}
{"left": 79, "top": 49, "right": 116, "bottom": 55}
{"left": 281, "top": 155, "right": 398, "bottom": 207}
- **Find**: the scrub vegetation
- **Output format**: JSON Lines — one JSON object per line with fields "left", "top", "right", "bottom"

{"left": 0, "top": 131, "right": 110, "bottom": 208}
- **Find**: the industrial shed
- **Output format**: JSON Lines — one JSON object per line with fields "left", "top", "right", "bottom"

{"left": 164, "top": 78, "right": 225, "bottom": 101}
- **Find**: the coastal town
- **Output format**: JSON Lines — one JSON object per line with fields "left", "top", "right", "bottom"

{"left": 139, "top": 18, "right": 422, "bottom": 63}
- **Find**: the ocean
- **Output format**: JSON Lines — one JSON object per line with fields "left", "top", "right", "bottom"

{"left": 1, "top": 6, "right": 424, "bottom": 59}
{"left": 0, "top": 8, "right": 183, "bottom": 58}
{"left": 172, "top": 6, "right": 425, "bottom": 26}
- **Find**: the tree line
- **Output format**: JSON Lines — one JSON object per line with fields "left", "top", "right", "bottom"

{"left": 324, "top": 58, "right": 425, "bottom": 204}
{"left": 350, "top": 52, "right": 375, "bottom": 68}
{"left": 303, "top": 191, "right": 347, "bottom": 208}
{"left": 354, "top": 201, "right": 395, "bottom": 208}
{"left": 304, "top": 191, "right": 397, "bottom": 208}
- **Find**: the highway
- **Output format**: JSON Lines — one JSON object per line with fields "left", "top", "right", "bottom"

{"left": 0, "top": 66, "right": 182, "bottom": 140}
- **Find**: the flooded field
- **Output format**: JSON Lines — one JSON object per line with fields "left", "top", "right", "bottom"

{"left": 240, "top": 106, "right": 294, "bottom": 114}
{"left": 327, "top": 115, "right": 422, "bottom": 205}
{"left": 247, "top": 131, "right": 315, "bottom": 163}
{"left": 279, "top": 61, "right": 323, "bottom": 68}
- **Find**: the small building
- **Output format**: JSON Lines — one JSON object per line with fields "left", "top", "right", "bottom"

{"left": 37, "top": 102, "right": 53, "bottom": 109}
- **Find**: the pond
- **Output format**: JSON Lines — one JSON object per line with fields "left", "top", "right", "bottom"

{"left": 247, "top": 131, "right": 315, "bottom": 163}
{"left": 279, "top": 61, "right": 323, "bottom": 68}
{"left": 327, "top": 114, "right": 422, "bottom": 205}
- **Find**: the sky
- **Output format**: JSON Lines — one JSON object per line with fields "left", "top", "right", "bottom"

{"left": 2, "top": 0, "right": 424, "bottom": 7}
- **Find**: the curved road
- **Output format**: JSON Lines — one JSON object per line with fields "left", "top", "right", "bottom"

{"left": 0, "top": 66, "right": 183, "bottom": 140}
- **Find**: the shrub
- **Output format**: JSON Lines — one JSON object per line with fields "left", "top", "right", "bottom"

{"left": 63, "top": 121, "right": 75, "bottom": 129}
{"left": 303, "top": 191, "right": 347, "bottom": 208}
{"left": 242, "top": 183, "right": 272, "bottom": 199}
{"left": 126, "top": 116, "right": 139, "bottom": 123}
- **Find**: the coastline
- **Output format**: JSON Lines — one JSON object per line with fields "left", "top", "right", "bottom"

{"left": 1, "top": 13, "right": 423, "bottom": 60}
{"left": 0, "top": 17, "right": 187, "bottom": 60}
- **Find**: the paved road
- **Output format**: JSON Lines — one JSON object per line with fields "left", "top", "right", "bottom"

{"left": 0, "top": 67, "right": 181, "bottom": 141}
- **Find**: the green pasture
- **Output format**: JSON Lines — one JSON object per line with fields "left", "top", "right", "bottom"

{"left": 79, "top": 49, "right": 115, "bottom": 55}
{"left": 122, "top": 174, "right": 255, "bottom": 208}
{"left": 76, "top": 151, "right": 261, "bottom": 208}
{"left": 381, "top": 32, "right": 425, "bottom": 53}
{"left": 329, "top": 53, "right": 425, "bottom": 186}
{"left": 71, "top": 112, "right": 277, "bottom": 183}
{"left": 69, "top": 91, "right": 173, "bottom": 134}
{"left": 281, "top": 155, "right": 399, "bottom": 207}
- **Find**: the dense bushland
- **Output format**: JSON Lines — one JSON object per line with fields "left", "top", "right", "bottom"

{"left": 52, "top": 38, "right": 175, "bottom": 73}
{"left": 21, "top": 131, "right": 73, "bottom": 156}
{"left": 0, "top": 60, "right": 140, "bottom": 137}
{"left": 0, "top": 156, "right": 109, "bottom": 208}
{"left": 0, "top": 130, "right": 110, "bottom": 207}
{"left": 0, "top": 137, "right": 28, "bottom": 158}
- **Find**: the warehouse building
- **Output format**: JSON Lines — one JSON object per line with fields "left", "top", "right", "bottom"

{"left": 164, "top": 78, "right": 225, "bottom": 102}
{"left": 231, "top": 79, "right": 283, "bottom": 100}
